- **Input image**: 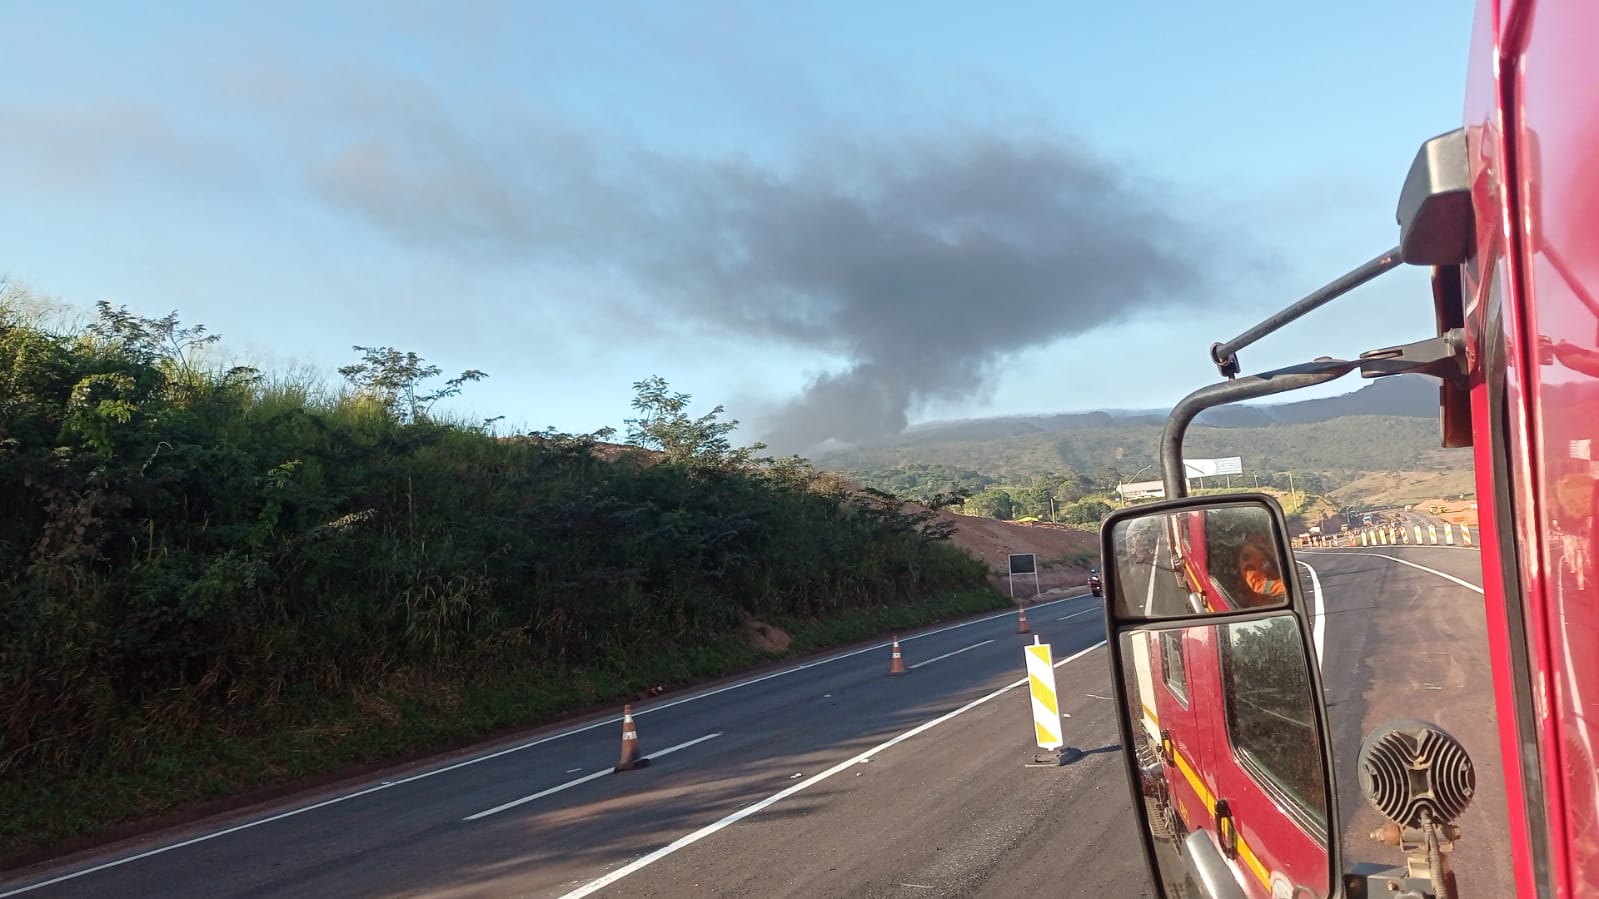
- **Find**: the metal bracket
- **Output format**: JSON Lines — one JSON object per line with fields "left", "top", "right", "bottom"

{"left": 1358, "top": 328, "right": 1468, "bottom": 387}
{"left": 1210, "top": 247, "right": 1402, "bottom": 378}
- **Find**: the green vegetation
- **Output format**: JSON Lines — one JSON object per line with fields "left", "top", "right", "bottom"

{"left": 0, "top": 291, "right": 994, "bottom": 859}
{"left": 825, "top": 417, "right": 1470, "bottom": 499}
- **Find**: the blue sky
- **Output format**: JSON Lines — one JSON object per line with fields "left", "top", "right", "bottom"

{"left": 2, "top": 1, "right": 1473, "bottom": 453}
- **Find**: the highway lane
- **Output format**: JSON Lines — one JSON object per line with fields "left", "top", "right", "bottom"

{"left": 1299, "top": 545, "right": 1512, "bottom": 896}
{"left": 1, "top": 594, "right": 1147, "bottom": 899}
{"left": 2, "top": 540, "right": 1511, "bottom": 899}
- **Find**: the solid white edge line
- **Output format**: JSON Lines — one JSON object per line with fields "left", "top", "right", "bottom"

{"left": 1295, "top": 559, "right": 1325, "bottom": 667}
{"left": 907, "top": 640, "right": 995, "bottom": 670}
{"left": 0, "top": 592, "right": 1095, "bottom": 897}
{"left": 1300, "top": 550, "right": 1485, "bottom": 594}
{"left": 556, "top": 640, "right": 1109, "bottom": 899}
{"left": 1143, "top": 538, "right": 1162, "bottom": 616}
{"left": 463, "top": 733, "right": 722, "bottom": 821}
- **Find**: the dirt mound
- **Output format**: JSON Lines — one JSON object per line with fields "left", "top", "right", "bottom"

{"left": 933, "top": 510, "right": 1102, "bottom": 600}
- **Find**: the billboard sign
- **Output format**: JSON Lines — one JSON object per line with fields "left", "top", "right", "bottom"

{"left": 1183, "top": 456, "right": 1243, "bottom": 478}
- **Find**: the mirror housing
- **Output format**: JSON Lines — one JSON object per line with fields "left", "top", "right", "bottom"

{"left": 1100, "top": 493, "right": 1343, "bottom": 898}
{"left": 1397, "top": 128, "right": 1473, "bottom": 266}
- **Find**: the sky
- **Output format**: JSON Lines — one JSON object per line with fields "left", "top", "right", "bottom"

{"left": 1, "top": 1, "right": 1475, "bottom": 454}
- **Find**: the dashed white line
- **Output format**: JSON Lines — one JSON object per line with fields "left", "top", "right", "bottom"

{"left": 555, "top": 640, "right": 1109, "bottom": 899}
{"left": 908, "top": 640, "right": 994, "bottom": 669}
{"left": 464, "top": 733, "right": 722, "bottom": 821}
{"left": 1057, "top": 608, "right": 1099, "bottom": 622}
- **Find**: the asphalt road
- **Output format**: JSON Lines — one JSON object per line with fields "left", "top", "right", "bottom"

{"left": 1299, "top": 544, "right": 1512, "bottom": 896}
{"left": 1, "top": 543, "right": 1508, "bottom": 899}
{"left": 1, "top": 594, "right": 1148, "bottom": 899}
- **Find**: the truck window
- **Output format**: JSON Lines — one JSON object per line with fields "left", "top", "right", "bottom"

{"left": 1159, "top": 631, "right": 1188, "bottom": 706}
{"left": 1219, "top": 618, "right": 1327, "bottom": 829}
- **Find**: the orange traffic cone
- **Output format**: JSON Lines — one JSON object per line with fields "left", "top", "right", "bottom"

{"left": 889, "top": 635, "right": 906, "bottom": 675}
{"left": 614, "top": 704, "right": 650, "bottom": 772}
{"left": 1017, "top": 606, "right": 1031, "bottom": 634}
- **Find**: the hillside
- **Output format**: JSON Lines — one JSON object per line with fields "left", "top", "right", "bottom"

{"left": 887, "top": 374, "right": 1442, "bottom": 447}
{"left": 821, "top": 415, "right": 1470, "bottom": 489}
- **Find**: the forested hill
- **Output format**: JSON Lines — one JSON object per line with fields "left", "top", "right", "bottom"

{"left": 821, "top": 414, "right": 1468, "bottom": 493}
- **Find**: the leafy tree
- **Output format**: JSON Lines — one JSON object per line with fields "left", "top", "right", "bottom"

{"left": 965, "top": 488, "right": 1015, "bottom": 520}
{"left": 338, "top": 346, "right": 485, "bottom": 423}
{"left": 1062, "top": 499, "right": 1113, "bottom": 525}
{"left": 624, "top": 375, "right": 765, "bottom": 467}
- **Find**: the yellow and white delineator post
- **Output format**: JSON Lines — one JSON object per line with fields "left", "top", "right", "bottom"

{"left": 1445, "top": 524, "right": 1455, "bottom": 545}
{"left": 1025, "top": 637, "right": 1079, "bottom": 766}
{"left": 1415, "top": 525, "right": 1425, "bottom": 544}
{"left": 1429, "top": 524, "right": 1439, "bottom": 544}
{"left": 1462, "top": 524, "right": 1474, "bottom": 547}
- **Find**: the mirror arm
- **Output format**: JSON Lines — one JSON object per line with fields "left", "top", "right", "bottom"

{"left": 1160, "top": 357, "right": 1362, "bottom": 499}
{"left": 1209, "top": 246, "right": 1402, "bottom": 378}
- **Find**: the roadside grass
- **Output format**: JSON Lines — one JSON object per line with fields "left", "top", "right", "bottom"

{"left": 0, "top": 587, "right": 1006, "bottom": 866}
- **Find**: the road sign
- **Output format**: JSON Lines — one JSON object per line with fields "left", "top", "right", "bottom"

{"left": 1008, "top": 553, "right": 1040, "bottom": 600}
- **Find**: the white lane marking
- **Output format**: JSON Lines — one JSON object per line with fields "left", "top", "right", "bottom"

{"left": 555, "top": 640, "right": 1109, "bottom": 899}
{"left": 908, "top": 640, "right": 994, "bottom": 670}
{"left": 464, "top": 733, "right": 721, "bottom": 821}
{"left": 1144, "top": 537, "right": 1163, "bottom": 616}
{"left": 0, "top": 592, "right": 1093, "bottom": 897}
{"left": 1301, "top": 551, "right": 1484, "bottom": 594}
{"left": 1296, "top": 560, "right": 1325, "bottom": 667}
{"left": 1057, "top": 608, "right": 1098, "bottom": 622}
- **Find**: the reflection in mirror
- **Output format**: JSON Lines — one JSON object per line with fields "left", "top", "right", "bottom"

{"left": 1119, "top": 615, "right": 1331, "bottom": 899}
{"left": 1110, "top": 501, "right": 1291, "bottom": 621}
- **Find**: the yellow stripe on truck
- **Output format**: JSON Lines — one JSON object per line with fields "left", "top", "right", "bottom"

{"left": 1166, "top": 736, "right": 1273, "bottom": 891}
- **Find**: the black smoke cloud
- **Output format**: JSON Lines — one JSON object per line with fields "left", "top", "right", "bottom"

{"left": 301, "top": 90, "right": 1234, "bottom": 452}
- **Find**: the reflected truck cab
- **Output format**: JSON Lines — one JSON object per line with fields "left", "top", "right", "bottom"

{"left": 1134, "top": 616, "right": 1329, "bottom": 899}
{"left": 1119, "top": 502, "right": 1327, "bottom": 899}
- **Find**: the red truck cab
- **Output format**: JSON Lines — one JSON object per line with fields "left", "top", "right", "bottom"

{"left": 1103, "top": 1, "right": 1599, "bottom": 896}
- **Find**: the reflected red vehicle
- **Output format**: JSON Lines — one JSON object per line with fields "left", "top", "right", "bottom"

{"left": 1134, "top": 616, "right": 1328, "bottom": 899}
{"left": 1167, "top": 511, "right": 1284, "bottom": 613}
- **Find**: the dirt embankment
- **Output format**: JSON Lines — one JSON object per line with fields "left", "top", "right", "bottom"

{"left": 934, "top": 510, "right": 1102, "bottom": 601}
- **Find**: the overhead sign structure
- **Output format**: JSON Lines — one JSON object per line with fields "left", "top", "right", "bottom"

{"left": 1008, "top": 553, "right": 1040, "bottom": 600}
{"left": 1183, "top": 457, "right": 1244, "bottom": 478}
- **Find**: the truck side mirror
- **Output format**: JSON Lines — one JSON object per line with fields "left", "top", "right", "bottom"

{"left": 1101, "top": 493, "right": 1343, "bottom": 898}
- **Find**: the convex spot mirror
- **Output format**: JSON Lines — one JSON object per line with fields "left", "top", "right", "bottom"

{"left": 1105, "top": 495, "right": 1296, "bottom": 621}
{"left": 1100, "top": 493, "right": 1340, "bottom": 899}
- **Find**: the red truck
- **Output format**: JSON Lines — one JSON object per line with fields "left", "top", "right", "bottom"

{"left": 1101, "top": 0, "right": 1599, "bottom": 896}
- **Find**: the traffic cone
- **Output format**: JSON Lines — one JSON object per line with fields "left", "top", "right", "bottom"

{"left": 1017, "top": 606, "right": 1031, "bottom": 634}
{"left": 889, "top": 635, "right": 906, "bottom": 675}
{"left": 614, "top": 704, "right": 650, "bottom": 772}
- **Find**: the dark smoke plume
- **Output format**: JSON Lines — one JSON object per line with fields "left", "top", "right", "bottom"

{"left": 302, "top": 88, "right": 1231, "bottom": 451}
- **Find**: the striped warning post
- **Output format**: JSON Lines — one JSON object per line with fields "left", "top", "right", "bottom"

{"left": 1462, "top": 524, "right": 1473, "bottom": 547}
{"left": 1026, "top": 638, "right": 1063, "bottom": 751}
{"left": 1415, "top": 525, "right": 1424, "bottom": 544}
{"left": 1445, "top": 524, "right": 1455, "bottom": 545}
{"left": 1428, "top": 524, "right": 1439, "bottom": 545}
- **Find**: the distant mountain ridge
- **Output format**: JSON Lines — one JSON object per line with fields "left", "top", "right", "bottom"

{"left": 890, "top": 374, "right": 1438, "bottom": 448}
